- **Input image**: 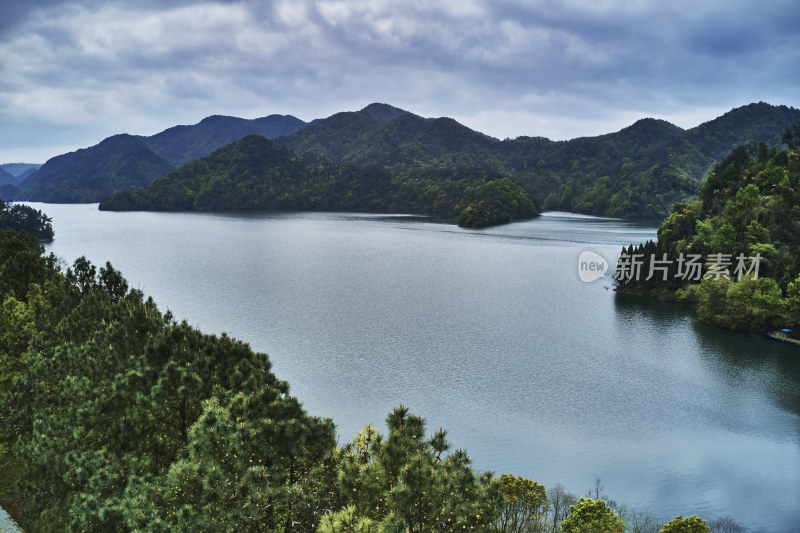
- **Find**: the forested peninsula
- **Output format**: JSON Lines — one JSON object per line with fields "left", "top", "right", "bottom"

{"left": 616, "top": 134, "right": 800, "bottom": 335}
{"left": 99, "top": 135, "right": 539, "bottom": 228}
{"left": 0, "top": 209, "right": 740, "bottom": 532}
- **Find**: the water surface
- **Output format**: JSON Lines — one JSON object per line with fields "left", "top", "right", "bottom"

{"left": 37, "top": 204, "right": 800, "bottom": 532}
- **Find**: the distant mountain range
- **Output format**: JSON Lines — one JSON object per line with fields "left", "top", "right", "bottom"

{"left": 0, "top": 167, "right": 13, "bottom": 185}
{"left": 4, "top": 101, "right": 800, "bottom": 218}
{"left": 10, "top": 114, "right": 307, "bottom": 202}
{"left": 0, "top": 163, "right": 40, "bottom": 185}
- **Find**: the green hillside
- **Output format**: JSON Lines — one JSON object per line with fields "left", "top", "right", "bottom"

{"left": 12, "top": 116, "right": 307, "bottom": 203}
{"left": 100, "top": 135, "right": 538, "bottom": 228}
{"left": 142, "top": 113, "right": 306, "bottom": 167}
{"left": 280, "top": 102, "right": 800, "bottom": 219}
{"left": 15, "top": 135, "right": 175, "bottom": 203}
{"left": 280, "top": 109, "right": 504, "bottom": 170}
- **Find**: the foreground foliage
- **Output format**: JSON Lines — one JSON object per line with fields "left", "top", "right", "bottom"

{"left": 660, "top": 515, "right": 711, "bottom": 533}
{"left": 319, "top": 408, "right": 502, "bottom": 531}
{"left": 0, "top": 201, "right": 53, "bottom": 241}
{"left": 560, "top": 498, "right": 626, "bottom": 533}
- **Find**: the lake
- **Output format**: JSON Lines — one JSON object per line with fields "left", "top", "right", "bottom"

{"left": 36, "top": 203, "right": 800, "bottom": 532}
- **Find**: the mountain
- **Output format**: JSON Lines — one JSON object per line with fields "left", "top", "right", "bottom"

{"left": 0, "top": 167, "right": 14, "bottom": 186}
{"left": 0, "top": 185, "right": 17, "bottom": 199}
{"left": 13, "top": 101, "right": 800, "bottom": 218}
{"left": 356, "top": 102, "right": 411, "bottom": 119}
{"left": 278, "top": 105, "right": 502, "bottom": 169}
{"left": 99, "top": 134, "right": 538, "bottom": 227}
{"left": 509, "top": 118, "right": 702, "bottom": 218}
{"left": 17, "top": 167, "right": 38, "bottom": 182}
{"left": 16, "top": 134, "right": 175, "bottom": 202}
{"left": 13, "top": 114, "right": 307, "bottom": 202}
{"left": 142, "top": 114, "right": 306, "bottom": 167}
{"left": 686, "top": 102, "right": 800, "bottom": 161}
{"left": 536, "top": 103, "right": 800, "bottom": 217}
{"left": 0, "top": 163, "right": 41, "bottom": 185}
{"left": 274, "top": 102, "right": 800, "bottom": 218}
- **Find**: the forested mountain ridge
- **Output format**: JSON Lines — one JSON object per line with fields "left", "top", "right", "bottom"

{"left": 530, "top": 103, "right": 800, "bottom": 216}
{"left": 685, "top": 102, "right": 800, "bottom": 161}
{"left": 99, "top": 135, "right": 539, "bottom": 228}
{"left": 280, "top": 102, "right": 800, "bottom": 219}
{"left": 9, "top": 114, "right": 308, "bottom": 203}
{"left": 6, "top": 101, "right": 800, "bottom": 217}
{"left": 15, "top": 134, "right": 175, "bottom": 203}
{"left": 141, "top": 113, "right": 307, "bottom": 167}
{"left": 278, "top": 108, "right": 504, "bottom": 170}
{"left": 508, "top": 117, "right": 701, "bottom": 218}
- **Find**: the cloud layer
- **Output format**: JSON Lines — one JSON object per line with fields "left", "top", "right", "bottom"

{"left": 1, "top": 0, "right": 799, "bottom": 162}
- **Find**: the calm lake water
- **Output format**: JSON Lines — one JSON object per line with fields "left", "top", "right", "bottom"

{"left": 35, "top": 204, "right": 800, "bottom": 532}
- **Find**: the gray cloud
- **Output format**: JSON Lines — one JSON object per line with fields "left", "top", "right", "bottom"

{"left": 0, "top": 0, "right": 798, "bottom": 162}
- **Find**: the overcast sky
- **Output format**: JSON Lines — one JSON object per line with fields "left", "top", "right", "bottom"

{"left": 1, "top": 0, "right": 799, "bottom": 163}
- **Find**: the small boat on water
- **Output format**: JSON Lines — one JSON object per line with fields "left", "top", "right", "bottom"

{"left": 766, "top": 329, "right": 800, "bottom": 347}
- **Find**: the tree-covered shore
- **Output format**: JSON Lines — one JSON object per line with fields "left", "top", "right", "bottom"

{"left": 615, "top": 137, "right": 800, "bottom": 335}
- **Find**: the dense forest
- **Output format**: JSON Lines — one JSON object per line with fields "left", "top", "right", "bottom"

{"left": 99, "top": 135, "right": 539, "bottom": 228}
{"left": 616, "top": 136, "right": 800, "bottom": 334}
{"left": 0, "top": 212, "right": 742, "bottom": 531}
{"left": 279, "top": 102, "right": 800, "bottom": 219}
{"left": 0, "top": 201, "right": 53, "bottom": 241}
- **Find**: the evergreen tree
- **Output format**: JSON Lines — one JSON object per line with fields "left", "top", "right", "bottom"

{"left": 659, "top": 515, "right": 710, "bottom": 533}
{"left": 561, "top": 497, "right": 626, "bottom": 533}
{"left": 325, "top": 406, "right": 501, "bottom": 531}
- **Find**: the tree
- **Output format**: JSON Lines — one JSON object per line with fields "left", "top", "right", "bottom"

{"left": 706, "top": 516, "right": 745, "bottom": 533}
{"left": 0, "top": 201, "right": 54, "bottom": 241}
{"left": 659, "top": 515, "right": 710, "bottom": 533}
{"left": 494, "top": 473, "right": 548, "bottom": 533}
{"left": 784, "top": 274, "right": 800, "bottom": 337}
{"left": 626, "top": 509, "right": 663, "bottom": 533}
{"left": 561, "top": 497, "right": 626, "bottom": 533}
{"left": 324, "top": 406, "right": 501, "bottom": 531}
{"left": 546, "top": 484, "right": 577, "bottom": 533}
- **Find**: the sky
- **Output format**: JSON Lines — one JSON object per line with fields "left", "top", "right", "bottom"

{"left": 1, "top": 0, "right": 799, "bottom": 164}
